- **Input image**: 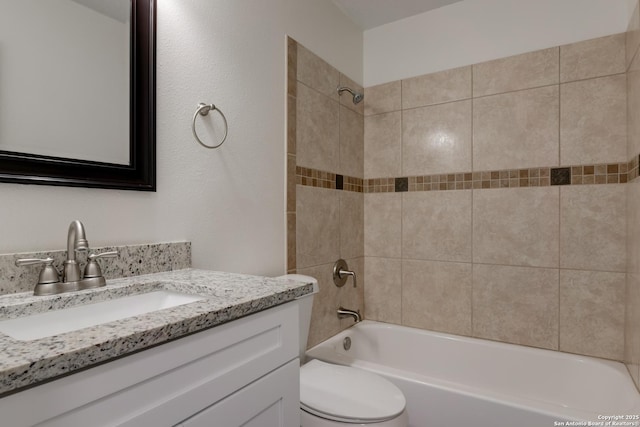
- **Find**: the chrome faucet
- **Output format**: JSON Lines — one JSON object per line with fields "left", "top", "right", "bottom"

{"left": 63, "top": 220, "right": 89, "bottom": 283}
{"left": 15, "top": 220, "right": 118, "bottom": 296}
{"left": 337, "top": 307, "right": 361, "bottom": 323}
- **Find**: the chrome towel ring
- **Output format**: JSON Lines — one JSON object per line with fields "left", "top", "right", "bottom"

{"left": 192, "top": 103, "right": 228, "bottom": 149}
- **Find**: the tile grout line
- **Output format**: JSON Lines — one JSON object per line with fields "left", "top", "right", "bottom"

{"left": 359, "top": 255, "right": 627, "bottom": 275}
{"left": 337, "top": 74, "right": 343, "bottom": 272}
{"left": 399, "top": 78, "right": 404, "bottom": 325}
{"left": 365, "top": 71, "right": 627, "bottom": 120}
{"left": 289, "top": 40, "right": 298, "bottom": 274}
{"left": 557, "top": 46, "right": 562, "bottom": 352}
{"left": 365, "top": 73, "right": 626, "bottom": 121}
{"left": 558, "top": 189, "right": 562, "bottom": 352}
{"left": 337, "top": 75, "right": 342, "bottom": 184}
{"left": 470, "top": 65, "right": 475, "bottom": 336}
{"left": 558, "top": 46, "right": 562, "bottom": 168}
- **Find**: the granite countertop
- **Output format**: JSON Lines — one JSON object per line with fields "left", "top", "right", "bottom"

{"left": 0, "top": 269, "right": 313, "bottom": 396}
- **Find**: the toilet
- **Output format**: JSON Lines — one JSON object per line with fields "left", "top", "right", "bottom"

{"left": 279, "top": 274, "right": 408, "bottom": 427}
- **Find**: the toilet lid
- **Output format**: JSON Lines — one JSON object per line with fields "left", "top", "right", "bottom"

{"left": 300, "top": 359, "right": 406, "bottom": 423}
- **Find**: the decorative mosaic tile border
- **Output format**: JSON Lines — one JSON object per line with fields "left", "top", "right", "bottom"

{"left": 296, "top": 166, "right": 363, "bottom": 192}
{"left": 295, "top": 159, "right": 638, "bottom": 194}
{"left": 366, "top": 162, "right": 629, "bottom": 193}
{"left": 0, "top": 242, "right": 191, "bottom": 295}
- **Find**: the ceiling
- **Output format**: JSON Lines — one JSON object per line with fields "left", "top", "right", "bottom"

{"left": 332, "top": 0, "right": 463, "bottom": 30}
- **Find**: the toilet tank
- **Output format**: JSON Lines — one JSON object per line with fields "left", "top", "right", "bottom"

{"left": 276, "top": 274, "right": 319, "bottom": 362}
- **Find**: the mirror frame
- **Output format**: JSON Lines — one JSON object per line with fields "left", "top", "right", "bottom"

{"left": 0, "top": 0, "right": 156, "bottom": 191}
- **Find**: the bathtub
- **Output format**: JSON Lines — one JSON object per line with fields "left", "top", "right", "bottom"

{"left": 305, "top": 321, "right": 640, "bottom": 427}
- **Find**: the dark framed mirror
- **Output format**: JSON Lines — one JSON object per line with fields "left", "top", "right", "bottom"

{"left": 0, "top": 0, "right": 156, "bottom": 191}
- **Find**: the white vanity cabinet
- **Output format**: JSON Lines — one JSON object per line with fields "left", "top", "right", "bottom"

{"left": 0, "top": 302, "right": 300, "bottom": 427}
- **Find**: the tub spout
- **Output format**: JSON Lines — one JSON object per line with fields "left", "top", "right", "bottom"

{"left": 337, "top": 307, "right": 361, "bottom": 323}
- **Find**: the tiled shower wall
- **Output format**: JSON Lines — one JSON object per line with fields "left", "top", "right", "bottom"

{"left": 287, "top": 38, "right": 365, "bottom": 348}
{"left": 627, "top": 0, "right": 640, "bottom": 391}
{"left": 364, "top": 33, "right": 629, "bottom": 362}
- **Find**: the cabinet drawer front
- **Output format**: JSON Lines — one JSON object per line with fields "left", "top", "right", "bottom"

{"left": 1, "top": 302, "right": 299, "bottom": 427}
{"left": 177, "top": 359, "right": 300, "bottom": 427}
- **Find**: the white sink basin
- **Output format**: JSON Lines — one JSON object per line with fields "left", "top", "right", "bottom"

{"left": 0, "top": 290, "right": 204, "bottom": 341}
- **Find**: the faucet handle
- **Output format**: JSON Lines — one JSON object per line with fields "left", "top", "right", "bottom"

{"left": 15, "top": 257, "right": 61, "bottom": 286}
{"left": 333, "top": 259, "right": 357, "bottom": 288}
{"left": 84, "top": 250, "right": 119, "bottom": 278}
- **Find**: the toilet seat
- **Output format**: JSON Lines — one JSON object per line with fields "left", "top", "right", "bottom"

{"left": 300, "top": 360, "right": 406, "bottom": 424}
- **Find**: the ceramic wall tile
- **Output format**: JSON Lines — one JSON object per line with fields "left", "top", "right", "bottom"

{"left": 296, "top": 83, "right": 339, "bottom": 173}
{"left": 296, "top": 185, "right": 340, "bottom": 269}
{"left": 340, "top": 191, "right": 364, "bottom": 260}
{"left": 287, "top": 213, "right": 296, "bottom": 272}
{"left": 560, "top": 270, "right": 625, "bottom": 360}
{"left": 287, "top": 95, "right": 296, "bottom": 154}
{"left": 364, "top": 81, "right": 401, "bottom": 116}
{"left": 287, "top": 37, "right": 297, "bottom": 98}
{"left": 473, "top": 264, "right": 559, "bottom": 350}
{"left": 629, "top": 52, "right": 640, "bottom": 158}
{"left": 402, "top": 100, "right": 472, "bottom": 176}
{"left": 628, "top": 1, "right": 640, "bottom": 70}
{"left": 339, "top": 106, "right": 364, "bottom": 178}
{"left": 402, "top": 259, "right": 472, "bottom": 336}
{"left": 627, "top": 181, "right": 640, "bottom": 276}
{"left": 402, "top": 66, "right": 471, "bottom": 109}
{"left": 287, "top": 154, "right": 296, "bottom": 212}
{"left": 560, "top": 185, "right": 626, "bottom": 272}
{"left": 473, "top": 187, "right": 559, "bottom": 268}
{"left": 626, "top": 179, "right": 640, "bottom": 388}
{"left": 473, "top": 86, "right": 559, "bottom": 170}
{"left": 364, "top": 112, "right": 402, "bottom": 179}
{"left": 625, "top": 273, "right": 640, "bottom": 387}
{"left": 402, "top": 191, "right": 472, "bottom": 262}
{"left": 364, "top": 193, "right": 402, "bottom": 258}
{"left": 297, "top": 43, "right": 339, "bottom": 99}
{"left": 560, "top": 33, "right": 625, "bottom": 83}
{"left": 364, "top": 257, "right": 401, "bottom": 324}
{"left": 473, "top": 47, "right": 559, "bottom": 97}
{"left": 561, "top": 75, "right": 627, "bottom": 165}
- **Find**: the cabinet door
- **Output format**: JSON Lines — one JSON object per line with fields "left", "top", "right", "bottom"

{"left": 2, "top": 302, "right": 299, "bottom": 427}
{"left": 177, "top": 359, "right": 300, "bottom": 427}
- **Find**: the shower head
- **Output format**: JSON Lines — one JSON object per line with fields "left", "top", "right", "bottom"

{"left": 337, "top": 86, "right": 364, "bottom": 105}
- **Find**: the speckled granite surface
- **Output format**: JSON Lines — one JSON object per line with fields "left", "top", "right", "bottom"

{"left": 0, "top": 269, "right": 312, "bottom": 396}
{"left": 0, "top": 242, "right": 191, "bottom": 295}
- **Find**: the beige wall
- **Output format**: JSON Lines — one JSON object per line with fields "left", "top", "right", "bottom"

{"left": 287, "top": 39, "right": 364, "bottom": 348}
{"left": 364, "top": 33, "right": 628, "bottom": 362}
{"left": 627, "top": 0, "right": 640, "bottom": 391}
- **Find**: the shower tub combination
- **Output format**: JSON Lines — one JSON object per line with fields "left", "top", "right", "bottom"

{"left": 306, "top": 321, "right": 640, "bottom": 427}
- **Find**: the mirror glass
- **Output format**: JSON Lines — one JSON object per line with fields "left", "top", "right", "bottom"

{"left": 0, "top": 0, "right": 131, "bottom": 165}
{"left": 0, "top": 0, "right": 155, "bottom": 191}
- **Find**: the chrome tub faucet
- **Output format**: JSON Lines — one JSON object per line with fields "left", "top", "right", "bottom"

{"left": 337, "top": 307, "right": 361, "bottom": 323}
